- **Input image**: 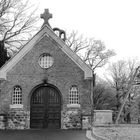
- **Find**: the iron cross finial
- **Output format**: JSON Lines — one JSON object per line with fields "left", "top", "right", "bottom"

{"left": 40, "top": 9, "right": 52, "bottom": 27}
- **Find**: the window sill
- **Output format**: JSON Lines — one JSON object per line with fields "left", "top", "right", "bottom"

{"left": 10, "top": 104, "right": 23, "bottom": 109}
{"left": 67, "top": 104, "right": 81, "bottom": 108}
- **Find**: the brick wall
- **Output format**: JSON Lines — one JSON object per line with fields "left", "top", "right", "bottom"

{"left": 0, "top": 35, "right": 92, "bottom": 129}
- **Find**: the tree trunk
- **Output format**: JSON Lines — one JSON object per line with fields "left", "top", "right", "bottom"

{"left": 126, "top": 113, "right": 131, "bottom": 123}
{"left": 115, "top": 66, "right": 139, "bottom": 124}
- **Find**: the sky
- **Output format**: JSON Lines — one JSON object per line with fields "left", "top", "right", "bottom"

{"left": 30, "top": 0, "right": 140, "bottom": 77}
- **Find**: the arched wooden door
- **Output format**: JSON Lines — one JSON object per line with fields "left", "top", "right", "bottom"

{"left": 30, "top": 85, "right": 61, "bottom": 129}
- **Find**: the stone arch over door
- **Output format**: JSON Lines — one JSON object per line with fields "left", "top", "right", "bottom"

{"left": 30, "top": 83, "right": 62, "bottom": 129}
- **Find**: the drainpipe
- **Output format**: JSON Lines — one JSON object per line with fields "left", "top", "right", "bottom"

{"left": 91, "top": 72, "right": 96, "bottom": 127}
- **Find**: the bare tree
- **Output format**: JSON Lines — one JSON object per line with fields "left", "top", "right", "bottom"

{"left": 108, "top": 59, "right": 140, "bottom": 123}
{"left": 66, "top": 31, "right": 115, "bottom": 71}
{"left": 93, "top": 83, "right": 116, "bottom": 110}
{"left": 0, "top": 0, "right": 38, "bottom": 67}
{"left": 66, "top": 31, "right": 115, "bottom": 124}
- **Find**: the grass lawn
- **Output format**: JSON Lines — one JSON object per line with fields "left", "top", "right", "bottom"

{"left": 93, "top": 125, "right": 140, "bottom": 140}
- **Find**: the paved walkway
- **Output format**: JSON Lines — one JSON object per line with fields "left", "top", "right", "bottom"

{"left": 0, "top": 129, "right": 91, "bottom": 140}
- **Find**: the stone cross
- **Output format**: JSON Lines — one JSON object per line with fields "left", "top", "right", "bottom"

{"left": 40, "top": 9, "right": 52, "bottom": 27}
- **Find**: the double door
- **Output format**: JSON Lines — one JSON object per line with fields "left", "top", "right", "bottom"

{"left": 30, "top": 86, "right": 61, "bottom": 129}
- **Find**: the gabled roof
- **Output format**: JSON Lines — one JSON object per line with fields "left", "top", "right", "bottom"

{"left": 0, "top": 25, "right": 92, "bottom": 80}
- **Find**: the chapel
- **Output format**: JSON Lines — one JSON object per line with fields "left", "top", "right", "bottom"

{"left": 0, "top": 9, "right": 93, "bottom": 129}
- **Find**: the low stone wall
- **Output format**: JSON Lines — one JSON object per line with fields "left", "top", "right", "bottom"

{"left": 7, "top": 109, "right": 30, "bottom": 129}
{"left": 0, "top": 114, "right": 7, "bottom": 129}
{"left": 61, "top": 108, "right": 91, "bottom": 130}
{"left": 0, "top": 108, "right": 91, "bottom": 130}
{"left": 82, "top": 115, "right": 91, "bottom": 129}
{"left": 61, "top": 108, "right": 82, "bottom": 129}
{"left": 93, "top": 110, "right": 113, "bottom": 126}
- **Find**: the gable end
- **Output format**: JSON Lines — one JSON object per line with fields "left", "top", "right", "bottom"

{"left": 0, "top": 25, "right": 92, "bottom": 80}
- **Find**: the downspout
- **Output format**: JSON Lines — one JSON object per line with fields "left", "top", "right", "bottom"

{"left": 91, "top": 72, "right": 96, "bottom": 127}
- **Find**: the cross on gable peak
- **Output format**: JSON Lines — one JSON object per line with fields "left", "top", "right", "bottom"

{"left": 40, "top": 9, "right": 52, "bottom": 27}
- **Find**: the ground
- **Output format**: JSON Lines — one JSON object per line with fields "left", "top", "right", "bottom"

{"left": 1, "top": 126, "right": 140, "bottom": 140}
{"left": 93, "top": 125, "right": 140, "bottom": 140}
{"left": 0, "top": 129, "right": 90, "bottom": 140}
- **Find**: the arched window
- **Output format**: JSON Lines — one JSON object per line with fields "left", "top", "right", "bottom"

{"left": 12, "top": 86, "right": 22, "bottom": 104}
{"left": 69, "top": 85, "right": 79, "bottom": 104}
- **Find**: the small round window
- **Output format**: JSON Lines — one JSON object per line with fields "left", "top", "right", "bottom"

{"left": 39, "top": 53, "right": 54, "bottom": 69}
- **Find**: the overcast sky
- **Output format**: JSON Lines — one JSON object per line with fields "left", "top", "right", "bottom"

{"left": 30, "top": 0, "right": 140, "bottom": 77}
{"left": 31, "top": 0, "right": 140, "bottom": 60}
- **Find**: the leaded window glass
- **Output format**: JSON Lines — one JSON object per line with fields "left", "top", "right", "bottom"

{"left": 39, "top": 53, "right": 54, "bottom": 69}
{"left": 12, "top": 86, "right": 22, "bottom": 104}
{"left": 69, "top": 85, "right": 79, "bottom": 104}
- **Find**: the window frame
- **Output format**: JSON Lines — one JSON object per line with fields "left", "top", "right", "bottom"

{"left": 38, "top": 53, "right": 54, "bottom": 69}
{"left": 12, "top": 85, "right": 22, "bottom": 105}
{"left": 69, "top": 85, "right": 79, "bottom": 105}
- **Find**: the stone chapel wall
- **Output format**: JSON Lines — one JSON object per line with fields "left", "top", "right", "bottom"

{"left": 0, "top": 35, "right": 92, "bottom": 129}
